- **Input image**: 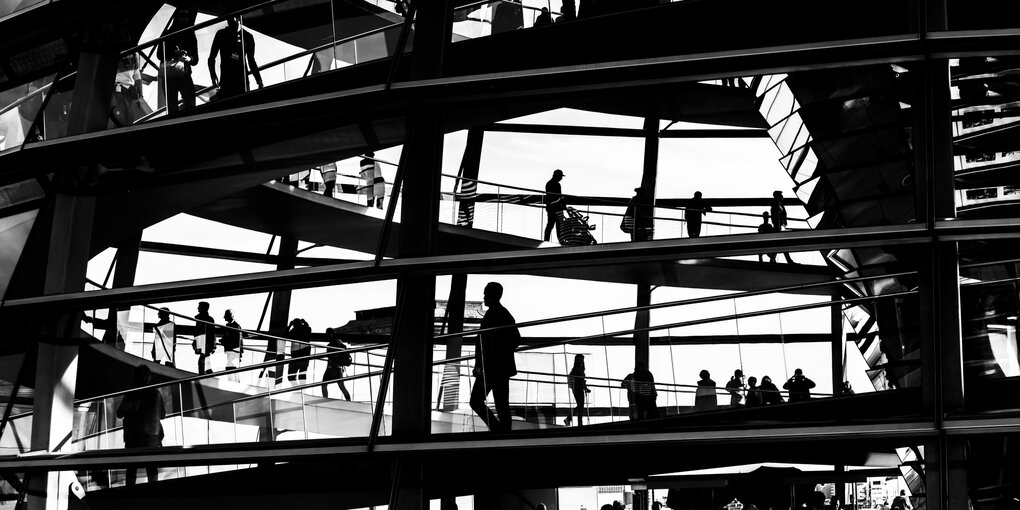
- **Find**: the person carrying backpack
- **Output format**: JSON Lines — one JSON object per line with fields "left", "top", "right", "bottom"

{"left": 321, "top": 328, "right": 352, "bottom": 400}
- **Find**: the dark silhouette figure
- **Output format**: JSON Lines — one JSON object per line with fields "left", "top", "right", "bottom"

{"left": 840, "top": 381, "right": 855, "bottom": 395}
{"left": 534, "top": 7, "right": 552, "bottom": 26}
{"left": 622, "top": 361, "right": 658, "bottom": 419}
{"left": 725, "top": 369, "right": 744, "bottom": 406}
{"left": 578, "top": 0, "right": 596, "bottom": 18}
{"left": 686, "top": 191, "right": 712, "bottom": 238}
{"left": 757, "top": 211, "right": 776, "bottom": 263}
{"left": 320, "top": 162, "right": 337, "bottom": 197}
{"left": 492, "top": 0, "right": 523, "bottom": 33}
{"left": 360, "top": 152, "right": 385, "bottom": 209}
{"left": 194, "top": 301, "right": 217, "bottom": 374}
{"left": 745, "top": 376, "right": 762, "bottom": 407}
{"left": 208, "top": 16, "right": 263, "bottom": 101}
{"left": 558, "top": 0, "right": 576, "bottom": 21}
{"left": 158, "top": 7, "right": 198, "bottom": 115}
{"left": 770, "top": 191, "right": 795, "bottom": 263}
{"left": 759, "top": 375, "right": 784, "bottom": 404}
{"left": 470, "top": 282, "right": 521, "bottom": 432}
{"left": 544, "top": 169, "right": 566, "bottom": 242}
{"left": 117, "top": 365, "right": 165, "bottom": 485}
{"left": 565, "top": 353, "right": 591, "bottom": 426}
{"left": 783, "top": 368, "right": 816, "bottom": 402}
{"left": 152, "top": 307, "right": 175, "bottom": 366}
{"left": 287, "top": 318, "right": 312, "bottom": 382}
{"left": 221, "top": 309, "right": 243, "bottom": 381}
{"left": 891, "top": 490, "right": 912, "bottom": 510}
{"left": 321, "top": 328, "right": 352, "bottom": 401}
{"left": 694, "top": 369, "right": 717, "bottom": 411}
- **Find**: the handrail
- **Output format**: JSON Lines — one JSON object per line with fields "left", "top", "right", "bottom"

{"left": 0, "top": 82, "right": 50, "bottom": 118}
{"left": 435, "top": 270, "right": 915, "bottom": 340}
{"left": 250, "top": 22, "right": 403, "bottom": 77}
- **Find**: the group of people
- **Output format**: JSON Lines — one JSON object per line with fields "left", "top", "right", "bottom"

{"left": 158, "top": 7, "right": 263, "bottom": 116}
{"left": 695, "top": 368, "right": 817, "bottom": 411}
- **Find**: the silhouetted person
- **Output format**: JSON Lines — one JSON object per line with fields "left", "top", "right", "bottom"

{"left": 565, "top": 353, "right": 591, "bottom": 426}
{"left": 221, "top": 309, "right": 243, "bottom": 382}
{"left": 757, "top": 211, "right": 776, "bottom": 263}
{"left": 117, "top": 365, "right": 165, "bottom": 485}
{"left": 628, "top": 187, "right": 654, "bottom": 241}
{"left": 770, "top": 191, "right": 795, "bottom": 263}
{"left": 840, "top": 380, "right": 855, "bottom": 395}
{"left": 783, "top": 368, "right": 816, "bottom": 402}
{"left": 558, "top": 0, "right": 576, "bottom": 21}
{"left": 287, "top": 318, "right": 312, "bottom": 382}
{"left": 470, "top": 282, "right": 521, "bottom": 432}
{"left": 694, "top": 369, "right": 717, "bottom": 411}
{"left": 725, "top": 369, "right": 744, "bottom": 406}
{"left": 544, "top": 169, "right": 566, "bottom": 242}
{"left": 622, "top": 360, "right": 658, "bottom": 419}
{"left": 492, "top": 0, "right": 523, "bottom": 33}
{"left": 745, "top": 376, "right": 762, "bottom": 407}
{"left": 578, "top": 0, "right": 595, "bottom": 18}
{"left": 321, "top": 328, "right": 352, "bottom": 400}
{"left": 208, "top": 16, "right": 263, "bottom": 101}
{"left": 534, "top": 7, "right": 552, "bottom": 26}
{"left": 194, "top": 301, "right": 216, "bottom": 374}
{"left": 158, "top": 7, "right": 198, "bottom": 115}
{"left": 759, "top": 375, "right": 784, "bottom": 404}
{"left": 360, "top": 152, "right": 385, "bottom": 208}
{"left": 891, "top": 490, "right": 912, "bottom": 510}
{"left": 686, "top": 191, "right": 711, "bottom": 238}
{"left": 320, "top": 162, "right": 337, "bottom": 197}
{"left": 152, "top": 307, "right": 175, "bottom": 367}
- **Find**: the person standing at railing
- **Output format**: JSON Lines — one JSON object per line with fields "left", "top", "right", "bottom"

{"left": 321, "top": 328, "right": 352, "bottom": 401}
{"left": 745, "top": 376, "right": 762, "bottom": 407}
{"left": 783, "top": 368, "right": 816, "bottom": 402}
{"left": 287, "top": 318, "right": 313, "bottom": 382}
{"left": 769, "top": 190, "right": 796, "bottom": 264}
{"left": 759, "top": 375, "right": 784, "bottom": 405}
{"left": 558, "top": 0, "right": 576, "bottom": 21}
{"left": 534, "top": 7, "right": 553, "bottom": 26}
{"left": 221, "top": 309, "right": 244, "bottom": 382}
{"left": 492, "top": 0, "right": 524, "bottom": 33}
{"left": 208, "top": 16, "right": 263, "bottom": 102}
{"left": 470, "top": 282, "right": 521, "bottom": 432}
{"left": 685, "top": 191, "right": 712, "bottom": 238}
{"left": 152, "top": 308, "right": 176, "bottom": 367}
{"left": 622, "top": 361, "right": 658, "bottom": 419}
{"left": 158, "top": 6, "right": 199, "bottom": 115}
{"left": 725, "top": 369, "right": 745, "bottom": 407}
{"left": 757, "top": 211, "right": 777, "bottom": 263}
{"left": 544, "top": 169, "right": 566, "bottom": 242}
{"left": 565, "top": 354, "right": 591, "bottom": 426}
{"left": 194, "top": 301, "right": 217, "bottom": 374}
{"left": 360, "top": 152, "right": 385, "bottom": 209}
{"left": 117, "top": 364, "right": 165, "bottom": 485}
{"left": 694, "top": 369, "right": 717, "bottom": 411}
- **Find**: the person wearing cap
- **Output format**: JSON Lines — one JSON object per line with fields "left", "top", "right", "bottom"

{"left": 544, "top": 169, "right": 566, "bottom": 242}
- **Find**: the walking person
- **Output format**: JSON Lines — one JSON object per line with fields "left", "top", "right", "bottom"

{"left": 770, "top": 191, "right": 796, "bottom": 263}
{"left": 564, "top": 354, "right": 591, "bottom": 426}
{"left": 757, "top": 211, "right": 776, "bottom": 263}
{"left": 193, "top": 301, "right": 217, "bottom": 374}
{"left": 152, "top": 307, "right": 176, "bottom": 367}
{"left": 208, "top": 15, "right": 263, "bottom": 101}
{"left": 117, "top": 365, "right": 165, "bottom": 485}
{"left": 321, "top": 328, "right": 352, "bottom": 400}
{"left": 221, "top": 309, "right": 244, "bottom": 382}
{"left": 469, "top": 282, "right": 521, "bottom": 432}
{"left": 686, "top": 191, "right": 712, "bottom": 238}
{"left": 287, "top": 318, "right": 312, "bottom": 382}
{"left": 544, "top": 169, "right": 566, "bottom": 242}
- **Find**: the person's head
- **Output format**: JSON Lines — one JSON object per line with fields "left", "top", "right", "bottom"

{"left": 573, "top": 353, "right": 585, "bottom": 368}
{"left": 600, "top": 505, "right": 614, "bottom": 510}
{"left": 133, "top": 364, "right": 152, "bottom": 385}
{"left": 734, "top": 369, "right": 743, "bottom": 378}
{"left": 900, "top": 490, "right": 906, "bottom": 496}
{"left": 483, "top": 281, "right": 503, "bottom": 307}
{"left": 157, "top": 307, "right": 170, "bottom": 321}
{"left": 537, "top": 504, "right": 547, "bottom": 510}
{"left": 325, "top": 327, "right": 336, "bottom": 340}
{"left": 171, "top": 6, "right": 195, "bottom": 28}
{"left": 552, "top": 169, "right": 565, "bottom": 181}
{"left": 762, "top": 211, "right": 770, "bottom": 221}
{"left": 699, "top": 369, "right": 710, "bottom": 380}
{"left": 198, "top": 301, "right": 210, "bottom": 313}
{"left": 227, "top": 15, "right": 240, "bottom": 29}
{"left": 773, "top": 190, "right": 783, "bottom": 199}
{"left": 223, "top": 309, "right": 233, "bottom": 322}
{"left": 366, "top": 151, "right": 375, "bottom": 158}
{"left": 794, "top": 368, "right": 803, "bottom": 376}
{"left": 540, "top": 7, "right": 548, "bottom": 13}
{"left": 694, "top": 191, "right": 702, "bottom": 199}
{"left": 748, "top": 376, "right": 757, "bottom": 387}
{"left": 762, "top": 375, "right": 772, "bottom": 384}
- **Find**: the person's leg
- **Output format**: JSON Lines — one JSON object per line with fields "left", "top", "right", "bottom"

{"left": 544, "top": 209, "right": 556, "bottom": 242}
{"left": 323, "top": 180, "right": 336, "bottom": 197}
{"left": 322, "top": 367, "right": 337, "bottom": 397}
{"left": 180, "top": 75, "right": 195, "bottom": 110}
{"left": 145, "top": 466, "right": 158, "bottom": 483}
{"left": 165, "top": 76, "right": 179, "bottom": 116}
{"left": 572, "top": 387, "right": 585, "bottom": 426}
{"left": 469, "top": 377, "right": 498, "bottom": 430}
{"left": 197, "top": 354, "right": 206, "bottom": 374}
{"left": 492, "top": 378, "right": 512, "bottom": 431}
{"left": 338, "top": 371, "right": 351, "bottom": 401}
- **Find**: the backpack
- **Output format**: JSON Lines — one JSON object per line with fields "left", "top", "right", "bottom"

{"left": 339, "top": 351, "right": 353, "bottom": 367}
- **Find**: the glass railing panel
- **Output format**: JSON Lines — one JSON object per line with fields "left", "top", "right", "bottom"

{"left": 0, "top": 74, "right": 52, "bottom": 152}
{"left": 0, "top": 0, "right": 48, "bottom": 19}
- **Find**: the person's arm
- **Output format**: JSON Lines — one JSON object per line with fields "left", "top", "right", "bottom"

{"left": 806, "top": 378, "right": 816, "bottom": 389}
{"left": 208, "top": 32, "right": 221, "bottom": 86}
{"left": 245, "top": 33, "right": 263, "bottom": 88}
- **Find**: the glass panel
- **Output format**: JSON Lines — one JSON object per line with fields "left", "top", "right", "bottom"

{"left": 0, "top": 74, "right": 52, "bottom": 151}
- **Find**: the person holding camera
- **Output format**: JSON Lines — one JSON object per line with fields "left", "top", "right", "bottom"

{"left": 158, "top": 7, "right": 199, "bottom": 115}
{"left": 783, "top": 368, "right": 816, "bottom": 402}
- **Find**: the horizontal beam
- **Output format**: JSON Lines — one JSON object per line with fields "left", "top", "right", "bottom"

{"left": 0, "top": 421, "right": 936, "bottom": 473}
{"left": 485, "top": 123, "right": 768, "bottom": 139}
{"left": 139, "top": 241, "right": 352, "bottom": 267}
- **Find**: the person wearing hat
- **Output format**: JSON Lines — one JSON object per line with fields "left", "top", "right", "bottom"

{"left": 544, "top": 169, "right": 566, "bottom": 242}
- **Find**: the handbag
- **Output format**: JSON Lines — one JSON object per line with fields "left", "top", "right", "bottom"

{"left": 620, "top": 203, "right": 635, "bottom": 234}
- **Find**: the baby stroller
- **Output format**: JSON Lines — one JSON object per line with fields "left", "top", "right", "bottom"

{"left": 556, "top": 206, "right": 597, "bottom": 245}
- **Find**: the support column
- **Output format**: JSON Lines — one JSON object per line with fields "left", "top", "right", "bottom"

{"left": 266, "top": 236, "right": 298, "bottom": 383}
{"left": 633, "top": 117, "right": 659, "bottom": 368}
{"left": 441, "top": 274, "right": 467, "bottom": 412}
{"left": 102, "top": 231, "right": 142, "bottom": 347}
{"left": 456, "top": 128, "right": 484, "bottom": 228}
{"left": 831, "top": 292, "right": 843, "bottom": 395}
{"left": 29, "top": 38, "right": 118, "bottom": 510}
